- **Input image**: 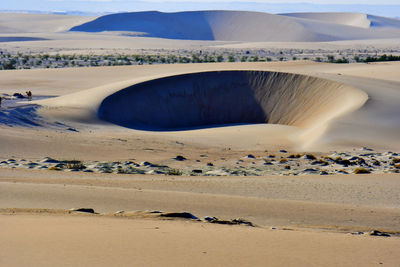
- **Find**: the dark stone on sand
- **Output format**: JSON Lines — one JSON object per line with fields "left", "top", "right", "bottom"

{"left": 41, "top": 157, "right": 60, "bottom": 163}
{"left": 247, "top": 154, "right": 255, "bottom": 159}
{"left": 13, "top": 93, "right": 25, "bottom": 99}
{"left": 280, "top": 150, "right": 287, "bottom": 153}
{"left": 71, "top": 208, "right": 97, "bottom": 214}
{"left": 305, "top": 154, "right": 317, "bottom": 160}
{"left": 67, "top": 127, "right": 78, "bottom": 132}
{"left": 160, "top": 212, "right": 198, "bottom": 220}
{"left": 369, "top": 230, "right": 390, "bottom": 237}
{"left": 174, "top": 155, "right": 187, "bottom": 161}
{"left": 335, "top": 159, "right": 353, "bottom": 167}
{"left": 207, "top": 162, "right": 214, "bottom": 166}
{"left": 192, "top": 169, "right": 203, "bottom": 173}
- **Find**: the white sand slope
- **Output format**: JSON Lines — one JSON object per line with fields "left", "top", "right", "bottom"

{"left": 70, "top": 10, "right": 400, "bottom": 41}
{"left": 281, "top": 12, "right": 373, "bottom": 28}
{"left": 282, "top": 12, "right": 400, "bottom": 29}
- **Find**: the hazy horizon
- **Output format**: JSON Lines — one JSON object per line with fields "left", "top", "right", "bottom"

{"left": 1, "top": 1, "right": 400, "bottom": 18}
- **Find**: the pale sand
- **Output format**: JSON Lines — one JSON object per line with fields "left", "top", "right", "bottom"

{"left": 1, "top": 167, "right": 400, "bottom": 266}
{"left": 1, "top": 168, "right": 400, "bottom": 230}
{"left": 1, "top": 214, "right": 399, "bottom": 267}
{"left": 1, "top": 213, "right": 400, "bottom": 267}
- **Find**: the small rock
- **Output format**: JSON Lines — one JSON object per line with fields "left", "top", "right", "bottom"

{"left": 40, "top": 157, "right": 60, "bottom": 163}
{"left": 174, "top": 155, "right": 187, "bottom": 161}
{"left": 192, "top": 169, "right": 203, "bottom": 174}
{"left": 304, "top": 154, "right": 317, "bottom": 160}
{"left": 247, "top": 154, "right": 256, "bottom": 159}
{"left": 207, "top": 162, "right": 214, "bottom": 166}
{"left": 280, "top": 150, "right": 287, "bottom": 153}
{"left": 67, "top": 127, "right": 78, "bottom": 132}
{"left": 362, "top": 147, "right": 374, "bottom": 151}
{"left": 70, "top": 208, "right": 97, "bottom": 214}
{"left": 13, "top": 93, "right": 25, "bottom": 99}
{"left": 160, "top": 212, "right": 198, "bottom": 220}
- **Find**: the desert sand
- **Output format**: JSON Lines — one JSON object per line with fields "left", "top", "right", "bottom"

{"left": 1, "top": 10, "right": 400, "bottom": 267}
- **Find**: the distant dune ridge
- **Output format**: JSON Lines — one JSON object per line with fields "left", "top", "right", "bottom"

{"left": 70, "top": 10, "right": 400, "bottom": 42}
{"left": 0, "top": 13, "right": 94, "bottom": 33}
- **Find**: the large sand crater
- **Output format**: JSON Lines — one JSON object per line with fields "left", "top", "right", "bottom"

{"left": 98, "top": 70, "right": 366, "bottom": 131}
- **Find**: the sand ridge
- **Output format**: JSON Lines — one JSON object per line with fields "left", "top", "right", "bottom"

{"left": 70, "top": 10, "right": 400, "bottom": 42}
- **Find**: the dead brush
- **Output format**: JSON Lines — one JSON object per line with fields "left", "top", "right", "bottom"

{"left": 64, "top": 160, "right": 86, "bottom": 170}
{"left": 166, "top": 168, "right": 183, "bottom": 176}
{"left": 353, "top": 167, "right": 371, "bottom": 174}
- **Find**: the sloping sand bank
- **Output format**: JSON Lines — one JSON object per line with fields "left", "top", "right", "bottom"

{"left": 35, "top": 68, "right": 366, "bottom": 150}
{"left": 1, "top": 213, "right": 399, "bottom": 267}
{"left": 1, "top": 168, "right": 400, "bottom": 266}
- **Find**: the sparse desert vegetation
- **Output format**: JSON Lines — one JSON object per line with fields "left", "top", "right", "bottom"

{"left": 1, "top": 49, "right": 400, "bottom": 70}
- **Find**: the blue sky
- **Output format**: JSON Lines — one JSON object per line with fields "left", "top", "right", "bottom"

{"left": 1, "top": 0, "right": 400, "bottom": 17}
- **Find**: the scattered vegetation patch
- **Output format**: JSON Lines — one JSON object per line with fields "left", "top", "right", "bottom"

{"left": 288, "top": 154, "right": 303, "bottom": 158}
{"left": 353, "top": 167, "right": 371, "bottom": 174}
{"left": 392, "top": 158, "right": 400, "bottom": 164}
{"left": 166, "top": 168, "right": 183, "bottom": 176}
{"left": 355, "top": 54, "right": 400, "bottom": 63}
{"left": 279, "top": 158, "right": 288, "bottom": 164}
{"left": 64, "top": 160, "right": 86, "bottom": 170}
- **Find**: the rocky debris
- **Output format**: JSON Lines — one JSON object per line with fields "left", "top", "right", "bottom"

{"left": 1, "top": 148, "right": 400, "bottom": 176}
{"left": 351, "top": 231, "right": 364, "bottom": 235}
{"left": 204, "top": 216, "right": 254, "bottom": 227}
{"left": 369, "top": 230, "right": 390, "bottom": 237}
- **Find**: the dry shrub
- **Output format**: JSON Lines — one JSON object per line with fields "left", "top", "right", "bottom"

{"left": 353, "top": 167, "right": 371, "bottom": 174}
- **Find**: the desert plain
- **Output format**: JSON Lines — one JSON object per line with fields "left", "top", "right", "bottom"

{"left": 1, "top": 11, "right": 400, "bottom": 266}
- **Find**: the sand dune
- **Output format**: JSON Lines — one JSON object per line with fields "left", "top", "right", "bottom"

{"left": 34, "top": 68, "right": 366, "bottom": 149}
{"left": 283, "top": 12, "right": 400, "bottom": 29}
{"left": 0, "top": 13, "right": 95, "bottom": 34}
{"left": 70, "top": 10, "right": 400, "bottom": 41}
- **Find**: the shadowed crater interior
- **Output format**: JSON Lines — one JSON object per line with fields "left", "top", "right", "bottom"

{"left": 98, "top": 70, "right": 355, "bottom": 131}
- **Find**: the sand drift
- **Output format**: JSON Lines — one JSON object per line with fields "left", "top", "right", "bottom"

{"left": 98, "top": 71, "right": 366, "bottom": 132}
